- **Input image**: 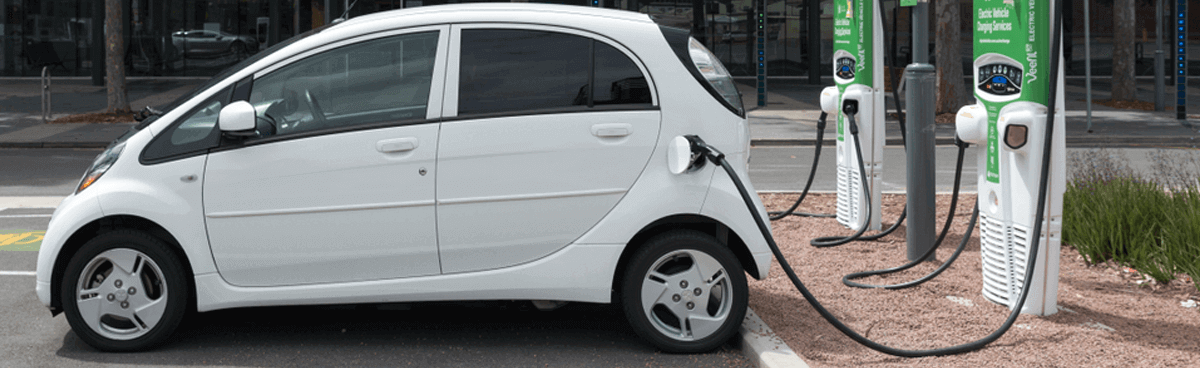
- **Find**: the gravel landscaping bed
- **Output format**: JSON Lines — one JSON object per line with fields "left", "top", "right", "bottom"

{"left": 750, "top": 193, "right": 1199, "bottom": 367}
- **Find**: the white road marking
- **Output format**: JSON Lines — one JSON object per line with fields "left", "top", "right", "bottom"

{"left": 0, "top": 214, "right": 52, "bottom": 218}
{"left": 0, "top": 197, "right": 64, "bottom": 208}
{"left": 0, "top": 271, "right": 36, "bottom": 276}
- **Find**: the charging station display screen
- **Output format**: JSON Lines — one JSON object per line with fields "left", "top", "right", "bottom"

{"left": 977, "top": 63, "right": 1022, "bottom": 96}
{"left": 835, "top": 57, "right": 856, "bottom": 80}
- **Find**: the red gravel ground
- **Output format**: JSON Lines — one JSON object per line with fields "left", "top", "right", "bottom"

{"left": 750, "top": 193, "right": 1199, "bottom": 367}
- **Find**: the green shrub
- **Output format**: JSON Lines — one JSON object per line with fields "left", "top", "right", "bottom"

{"left": 1161, "top": 187, "right": 1200, "bottom": 286}
{"left": 1063, "top": 149, "right": 1200, "bottom": 290}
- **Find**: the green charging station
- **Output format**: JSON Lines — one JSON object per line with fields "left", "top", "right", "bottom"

{"left": 820, "top": 0, "right": 884, "bottom": 232}
{"left": 956, "top": 0, "right": 1065, "bottom": 316}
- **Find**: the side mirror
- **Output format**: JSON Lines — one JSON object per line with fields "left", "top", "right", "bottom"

{"left": 218, "top": 101, "right": 257, "bottom": 138}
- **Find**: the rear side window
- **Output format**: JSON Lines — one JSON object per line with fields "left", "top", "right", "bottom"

{"left": 458, "top": 29, "right": 652, "bottom": 117}
{"left": 593, "top": 42, "right": 652, "bottom": 105}
{"left": 458, "top": 30, "right": 591, "bottom": 115}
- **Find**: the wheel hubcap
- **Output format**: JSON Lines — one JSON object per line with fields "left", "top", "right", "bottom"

{"left": 75, "top": 248, "right": 168, "bottom": 341}
{"left": 640, "top": 249, "right": 732, "bottom": 342}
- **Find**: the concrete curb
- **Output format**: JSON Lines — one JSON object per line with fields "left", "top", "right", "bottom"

{"left": 740, "top": 308, "right": 809, "bottom": 368}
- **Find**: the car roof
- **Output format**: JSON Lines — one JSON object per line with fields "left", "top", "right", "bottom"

{"left": 344, "top": 3, "right": 653, "bottom": 27}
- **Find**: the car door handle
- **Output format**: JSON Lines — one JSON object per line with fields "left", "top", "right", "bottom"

{"left": 591, "top": 123, "right": 632, "bottom": 138}
{"left": 376, "top": 137, "right": 419, "bottom": 153}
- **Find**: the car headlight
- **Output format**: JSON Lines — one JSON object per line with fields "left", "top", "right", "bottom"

{"left": 77, "top": 143, "right": 125, "bottom": 194}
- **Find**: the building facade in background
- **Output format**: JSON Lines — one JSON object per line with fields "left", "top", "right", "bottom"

{"left": 0, "top": 0, "right": 1196, "bottom": 79}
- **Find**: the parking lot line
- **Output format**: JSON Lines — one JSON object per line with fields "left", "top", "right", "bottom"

{"left": 0, "top": 214, "right": 52, "bottom": 218}
{"left": 0, "top": 196, "right": 64, "bottom": 209}
{"left": 0, "top": 271, "right": 36, "bottom": 276}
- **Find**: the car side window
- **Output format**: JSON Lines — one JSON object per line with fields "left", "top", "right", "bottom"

{"left": 457, "top": 29, "right": 652, "bottom": 117}
{"left": 458, "top": 29, "right": 591, "bottom": 116}
{"left": 593, "top": 42, "right": 652, "bottom": 105}
{"left": 140, "top": 85, "right": 231, "bottom": 163}
{"left": 248, "top": 31, "right": 439, "bottom": 137}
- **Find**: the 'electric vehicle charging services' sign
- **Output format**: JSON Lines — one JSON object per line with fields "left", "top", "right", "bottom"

{"left": 973, "top": 0, "right": 1050, "bottom": 183}
{"left": 832, "top": 0, "right": 873, "bottom": 142}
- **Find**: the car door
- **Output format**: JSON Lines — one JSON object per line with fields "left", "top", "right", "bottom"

{"left": 435, "top": 25, "right": 661, "bottom": 274}
{"left": 193, "top": 31, "right": 218, "bottom": 54}
{"left": 203, "top": 26, "right": 449, "bottom": 287}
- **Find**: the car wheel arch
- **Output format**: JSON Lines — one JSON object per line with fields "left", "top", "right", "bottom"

{"left": 612, "top": 214, "right": 760, "bottom": 298}
{"left": 50, "top": 215, "right": 195, "bottom": 315}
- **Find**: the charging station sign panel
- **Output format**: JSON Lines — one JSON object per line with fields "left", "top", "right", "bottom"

{"left": 973, "top": 0, "right": 1050, "bottom": 183}
{"left": 832, "top": 0, "right": 873, "bottom": 141}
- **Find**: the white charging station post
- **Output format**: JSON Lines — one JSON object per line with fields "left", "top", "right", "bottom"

{"left": 820, "top": 0, "right": 884, "bottom": 231}
{"left": 956, "top": 0, "right": 1064, "bottom": 316}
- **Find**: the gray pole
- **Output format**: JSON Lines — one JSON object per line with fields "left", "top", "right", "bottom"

{"left": 1084, "top": 0, "right": 1093, "bottom": 131}
{"left": 807, "top": 0, "right": 821, "bottom": 83}
{"left": 906, "top": 0, "right": 935, "bottom": 262}
{"left": 1156, "top": 0, "right": 1165, "bottom": 111}
{"left": 756, "top": 0, "right": 767, "bottom": 107}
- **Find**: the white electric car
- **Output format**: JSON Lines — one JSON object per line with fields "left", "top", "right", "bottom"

{"left": 35, "top": 4, "right": 771, "bottom": 353}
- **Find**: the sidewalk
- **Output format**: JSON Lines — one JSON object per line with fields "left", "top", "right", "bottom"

{"left": 1, "top": 77, "right": 1198, "bottom": 148}
{"left": 0, "top": 79, "right": 199, "bottom": 148}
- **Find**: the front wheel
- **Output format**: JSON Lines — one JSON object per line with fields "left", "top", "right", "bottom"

{"left": 61, "top": 230, "right": 188, "bottom": 351}
{"left": 620, "top": 230, "right": 748, "bottom": 353}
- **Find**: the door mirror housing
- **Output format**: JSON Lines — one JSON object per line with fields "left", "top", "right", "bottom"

{"left": 219, "top": 101, "right": 257, "bottom": 138}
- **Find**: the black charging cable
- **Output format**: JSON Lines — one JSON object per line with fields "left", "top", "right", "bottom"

{"left": 810, "top": 101, "right": 874, "bottom": 248}
{"left": 842, "top": 138, "right": 976, "bottom": 289}
{"left": 679, "top": 0, "right": 1064, "bottom": 355}
{"left": 767, "top": 112, "right": 836, "bottom": 220}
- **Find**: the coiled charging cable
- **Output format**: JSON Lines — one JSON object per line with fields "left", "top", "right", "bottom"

{"left": 678, "top": 0, "right": 1063, "bottom": 350}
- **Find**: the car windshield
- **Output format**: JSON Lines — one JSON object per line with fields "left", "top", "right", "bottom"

{"left": 136, "top": 22, "right": 337, "bottom": 129}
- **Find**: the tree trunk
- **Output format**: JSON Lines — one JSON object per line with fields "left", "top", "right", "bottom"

{"left": 1111, "top": 0, "right": 1136, "bottom": 101}
{"left": 934, "top": 0, "right": 964, "bottom": 114}
{"left": 105, "top": 0, "right": 130, "bottom": 114}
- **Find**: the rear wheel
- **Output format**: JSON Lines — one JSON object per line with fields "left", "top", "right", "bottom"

{"left": 620, "top": 230, "right": 748, "bottom": 353}
{"left": 61, "top": 230, "right": 188, "bottom": 351}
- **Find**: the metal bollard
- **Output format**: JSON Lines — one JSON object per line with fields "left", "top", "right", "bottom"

{"left": 41, "top": 66, "right": 51, "bottom": 123}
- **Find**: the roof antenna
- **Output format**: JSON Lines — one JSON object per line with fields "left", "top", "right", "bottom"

{"left": 339, "top": 0, "right": 358, "bottom": 21}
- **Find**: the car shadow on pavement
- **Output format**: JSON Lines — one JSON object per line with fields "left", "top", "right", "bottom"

{"left": 55, "top": 301, "right": 749, "bottom": 367}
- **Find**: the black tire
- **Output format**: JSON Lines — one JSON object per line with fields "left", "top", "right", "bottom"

{"left": 620, "top": 230, "right": 748, "bottom": 353}
{"left": 60, "top": 230, "right": 188, "bottom": 352}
